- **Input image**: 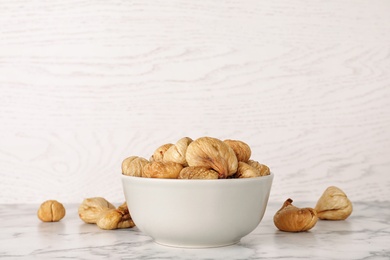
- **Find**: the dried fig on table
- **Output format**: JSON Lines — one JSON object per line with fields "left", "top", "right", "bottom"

{"left": 178, "top": 166, "right": 219, "bottom": 179}
{"left": 143, "top": 161, "right": 183, "bottom": 179}
{"left": 37, "top": 200, "right": 66, "bottom": 222}
{"left": 274, "top": 198, "right": 318, "bottom": 232}
{"left": 116, "top": 202, "right": 135, "bottom": 229}
{"left": 150, "top": 143, "right": 173, "bottom": 162}
{"left": 315, "top": 186, "right": 353, "bottom": 220}
{"left": 97, "top": 202, "right": 135, "bottom": 230}
{"left": 186, "top": 137, "right": 238, "bottom": 179}
{"left": 163, "top": 137, "right": 193, "bottom": 166}
{"left": 78, "top": 197, "right": 116, "bottom": 224}
{"left": 247, "top": 160, "right": 270, "bottom": 176}
{"left": 96, "top": 209, "right": 122, "bottom": 230}
{"left": 79, "top": 198, "right": 135, "bottom": 230}
{"left": 122, "top": 156, "right": 149, "bottom": 177}
{"left": 223, "top": 139, "right": 251, "bottom": 162}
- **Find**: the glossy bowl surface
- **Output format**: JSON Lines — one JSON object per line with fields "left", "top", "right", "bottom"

{"left": 121, "top": 173, "right": 274, "bottom": 248}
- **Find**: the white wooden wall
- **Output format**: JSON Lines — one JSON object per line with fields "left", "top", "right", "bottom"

{"left": 1, "top": 0, "right": 389, "bottom": 204}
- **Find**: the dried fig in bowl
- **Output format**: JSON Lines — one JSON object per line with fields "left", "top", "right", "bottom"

{"left": 143, "top": 161, "right": 183, "bottom": 179}
{"left": 186, "top": 137, "right": 238, "bottom": 179}
{"left": 247, "top": 160, "right": 270, "bottom": 176}
{"left": 150, "top": 143, "right": 173, "bottom": 162}
{"left": 223, "top": 139, "right": 251, "bottom": 162}
{"left": 122, "top": 156, "right": 149, "bottom": 177}
{"left": 234, "top": 162, "right": 261, "bottom": 178}
{"left": 163, "top": 137, "right": 193, "bottom": 166}
{"left": 178, "top": 166, "right": 219, "bottom": 179}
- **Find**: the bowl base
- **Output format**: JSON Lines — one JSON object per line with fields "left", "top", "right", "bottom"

{"left": 154, "top": 239, "right": 240, "bottom": 249}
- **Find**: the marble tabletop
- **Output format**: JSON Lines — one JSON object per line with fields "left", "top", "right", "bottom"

{"left": 1, "top": 202, "right": 389, "bottom": 259}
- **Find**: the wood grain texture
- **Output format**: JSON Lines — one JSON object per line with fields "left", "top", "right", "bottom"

{"left": 0, "top": 0, "right": 389, "bottom": 204}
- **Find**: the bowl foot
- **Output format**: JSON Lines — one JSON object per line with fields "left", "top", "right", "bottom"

{"left": 153, "top": 239, "right": 240, "bottom": 249}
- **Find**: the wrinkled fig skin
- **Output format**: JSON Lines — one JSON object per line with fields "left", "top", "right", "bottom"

{"left": 163, "top": 137, "right": 193, "bottom": 166}
{"left": 116, "top": 202, "right": 136, "bottom": 229}
{"left": 150, "top": 143, "right": 173, "bottom": 162}
{"left": 143, "top": 161, "right": 183, "bottom": 179}
{"left": 186, "top": 137, "right": 238, "bottom": 179}
{"left": 78, "top": 197, "right": 116, "bottom": 224}
{"left": 234, "top": 162, "right": 261, "bottom": 178}
{"left": 223, "top": 139, "right": 251, "bottom": 162}
{"left": 79, "top": 199, "right": 136, "bottom": 230}
{"left": 96, "top": 209, "right": 122, "bottom": 230}
{"left": 122, "top": 156, "right": 149, "bottom": 177}
{"left": 247, "top": 160, "right": 270, "bottom": 176}
{"left": 315, "top": 186, "right": 353, "bottom": 220}
{"left": 96, "top": 202, "right": 135, "bottom": 230}
{"left": 178, "top": 166, "right": 219, "bottom": 179}
{"left": 274, "top": 198, "right": 318, "bottom": 232}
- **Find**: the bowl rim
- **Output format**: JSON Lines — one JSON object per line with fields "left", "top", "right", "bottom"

{"left": 121, "top": 172, "right": 274, "bottom": 183}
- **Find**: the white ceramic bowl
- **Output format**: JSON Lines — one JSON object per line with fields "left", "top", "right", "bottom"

{"left": 121, "top": 173, "right": 274, "bottom": 248}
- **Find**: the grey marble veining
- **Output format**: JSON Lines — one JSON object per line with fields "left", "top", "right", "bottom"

{"left": 0, "top": 202, "right": 389, "bottom": 259}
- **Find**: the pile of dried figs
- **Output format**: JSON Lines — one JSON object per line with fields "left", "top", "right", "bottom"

{"left": 121, "top": 136, "right": 270, "bottom": 179}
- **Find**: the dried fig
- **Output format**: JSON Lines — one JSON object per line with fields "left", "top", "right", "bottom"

{"left": 234, "top": 162, "right": 261, "bottom": 178}
{"left": 150, "top": 143, "right": 173, "bottom": 162}
{"left": 247, "top": 160, "right": 270, "bottom": 176}
{"left": 274, "top": 198, "right": 318, "bottom": 232}
{"left": 223, "top": 139, "right": 251, "bottom": 162}
{"left": 122, "top": 156, "right": 149, "bottom": 177}
{"left": 116, "top": 202, "right": 135, "bottom": 229}
{"left": 178, "top": 166, "right": 219, "bottom": 179}
{"left": 96, "top": 209, "right": 122, "bottom": 230}
{"left": 315, "top": 186, "right": 353, "bottom": 220}
{"left": 78, "top": 197, "right": 116, "bottom": 224}
{"left": 143, "top": 161, "right": 183, "bottom": 179}
{"left": 37, "top": 200, "right": 66, "bottom": 222}
{"left": 97, "top": 202, "right": 135, "bottom": 230}
{"left": 186, "top": 137, "right": 238, "bottom": 179}
{"left": 163, "top": 137, "right": 193, "bottom": 166}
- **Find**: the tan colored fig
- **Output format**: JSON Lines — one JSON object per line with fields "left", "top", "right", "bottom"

{"left": 315, "top": 186, "right": 353, "bottom": 220}
{"left": 37, "top": 200, "right": 66, "bottom": 222}
{"left": 116, "top": 202, "right": 135, "bottom": 229}
{"left": 274, "top": 198, "right": 318, "bottom": 232}
{"left": 186, "top": 137, "right": 238, "bottom": 179}
{"left": 96, "top": 209, "right": 122, "bottom": 230}
{"left": 143, "top": 161, "right": 183, "bottom": 179}
{"left": 96, "top": 202, "right": 135, "bottom": 230}
{"left": 234, "top": 162, "right": 261, "bottom": 178}
{"left": 150, "top": 143, "right": 173, "bottom": 162}
{"left": 223, "top": 139, "right": 251, "bottom": 162}
{"left": 247, "top": 160, "right": 270, "bottom": 176}
{"left": 122, "top": 156, "right": 149, "bottom": 177}
{"left": 78, "top": 197, "right": 116, "bottom": 224}
{"left": 163, "top": 137, "right": 193, "bottom": 166}
{"left": 178, "top": 166, "right": 219, "bottom": 179}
